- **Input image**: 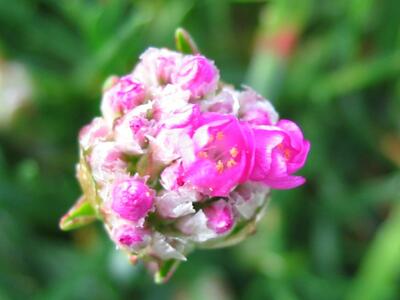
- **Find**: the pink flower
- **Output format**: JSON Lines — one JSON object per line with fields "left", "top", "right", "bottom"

{"left": 181, "top": 113, "right": 255, "bottom": 197}
{"left": 238, "top": 88, "right": 279, "bottom": 125}
{"left": 111, "top": 176, "right": 155, "bottom": 222}
{"left": 79, "top": 117, "right": 109, "bottom": 150}
{"left": 249, "top": 119, "right": 310, "bottom": 189}
{"left": 112, "top": 224, "right": 150, "bottom": 249}
{"left": 172, "top": 55, "right": 219, "bottom": 99}
{"left": 101, "top": 75, "right": 146, "bottom": 124}
{"left": 204, "top": 199, "right": 234, "bottom": 234}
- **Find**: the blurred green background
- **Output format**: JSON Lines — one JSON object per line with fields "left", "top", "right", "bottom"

{"left": 0, "top": 0, "right": 399, "bottom": 299}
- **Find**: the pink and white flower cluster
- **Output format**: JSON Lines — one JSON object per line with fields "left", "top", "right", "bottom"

{"left": 77, "top": 47, "right": 310, "bottom": 273}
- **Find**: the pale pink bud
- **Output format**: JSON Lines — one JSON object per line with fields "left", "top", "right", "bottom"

{"left": 152, "top": 84, "right": 200, "bottom": 129}
{"left": 160, "top": 162, "right": 186, "bottom": 191}
{"left": 112, "top": 224, "right": 151, "bottom": 250}
{"left": 133, "top": 48, "right": 183, "bottom": 85}
{"left": 114, "top": 103, "right": 153, "bottom": 155}
{"left": 101, "top": 75, "right": 146, "bottom": 125}
{"left": 148, "top": 127, "right": 194, "bottom": 165}
{"left": 111, "top": 176, "right": 155, "bottom": 222}
{"left": 203, "top": 199, "right": 234, "bottom": 234}
{"left": 172, "top": 55, "right": 219, "bottom": 99}
{"left": 201, "top": 87, "right": 239, "bottom": 115}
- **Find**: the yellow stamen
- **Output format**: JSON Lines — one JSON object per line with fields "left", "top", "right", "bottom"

{"left": 278, "top": 143, "right": 291, "bottom": 160}
{"left": 283, "top": 148, "right": 291, "bottom": 160}
{"left": 216, "top": 131, "right": 224, "bottom": 141}
{"left": 226, "top": 158, "right": 237, "bottom": 168}
{"left": 198, "top": 151, "right": 208, "bottom": 158}
{"left": 216, "top": 160, "right": 224, "bottom": 173}
{"left": 230, "top": 147, "right": 238, "bottom": 158}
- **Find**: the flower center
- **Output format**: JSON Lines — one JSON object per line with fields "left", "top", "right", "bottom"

{"left": 277, "top": 143, "right": 294, "bottom": 161}
{"left": 197, "top": 129, "right": 240, "bottom": 174}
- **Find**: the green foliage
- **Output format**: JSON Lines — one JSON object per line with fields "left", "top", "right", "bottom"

{"left": 0, "top": 0, "right": 399, "bottom": 299}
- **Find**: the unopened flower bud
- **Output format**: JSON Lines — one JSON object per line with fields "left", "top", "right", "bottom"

{"left": 111, "top": 176, "right": 155, "bottom": 222}
{"left": 172, "top": 55, "right": 219, "bottom": 99}
{"left": 203, "top": 199, "right": 234, "bottom": 234}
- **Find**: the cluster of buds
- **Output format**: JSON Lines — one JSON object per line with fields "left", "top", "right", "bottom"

{"left": 60, "top": 30, "right": 310, "bottom": 282}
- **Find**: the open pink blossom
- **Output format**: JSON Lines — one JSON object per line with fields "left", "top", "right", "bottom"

{"left": 111, "top": 176, "right": 155, "bottom": 222}
{"left": 111, "top": 224, "right": 150, "bottom": 250}
{"left": 181, "top": 113, "right": 255, "bottom": 197}
{"left": 79, "top": 117, "right": 109, "bottom": 150}
{"left": 172, "top": 55, "right": 219, "bottom": 99}
{"left": 249, "top": 119, "right": 310, "bottom": 189}
{"left": 238, "top": 88, "right": 279, "bottom": 125}
{"left": 101, "top": 75, "right": 146, "bottom": 124}
{"left": 204, "top": 199, "right": 234, "bottom": 234}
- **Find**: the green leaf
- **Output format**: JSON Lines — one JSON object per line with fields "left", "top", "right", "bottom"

{"left": 154, "top": 259, "right": 181, "bottom": 284}
{"left": 175, "top": 28, "right": 199, "bottom": 54}
{"left": 59, "top": 196, "right": 98, "bottom": 231}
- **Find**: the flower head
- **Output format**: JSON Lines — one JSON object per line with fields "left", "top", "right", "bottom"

{"left": 62, "top": 34, "right": 310, "bottom": 283}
